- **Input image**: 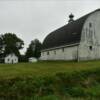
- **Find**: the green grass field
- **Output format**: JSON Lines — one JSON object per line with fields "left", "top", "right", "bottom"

{"left": 0, "top": 61, "right": 100, "bottom": 100}
{"left": 0, "top": 60, "right": 100, "bottom": 79}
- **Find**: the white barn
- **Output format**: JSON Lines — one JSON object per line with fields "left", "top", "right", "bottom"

{"left": 4, "top": 53, "right": 18, "bottom": 64}
{"left": 41, "top": 9, "right": 100, "bottom": 61}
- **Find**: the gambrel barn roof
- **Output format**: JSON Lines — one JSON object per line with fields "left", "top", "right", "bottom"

{"left": 42, "top": 9, "right": 100, "bottom": 50}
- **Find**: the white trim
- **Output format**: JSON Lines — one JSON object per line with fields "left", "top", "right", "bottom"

{"left": 41, "top": 43, "right": 80, "bottom": 52}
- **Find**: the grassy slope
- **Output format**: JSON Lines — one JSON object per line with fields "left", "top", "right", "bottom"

{"left": 0, "top": 61, "right": 100, "bottom": 99}
{"left": 0, "top": 60, "right": 100, "bottom": 79}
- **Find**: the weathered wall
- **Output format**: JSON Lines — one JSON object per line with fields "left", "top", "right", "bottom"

{"left": 40, "top": 46, "right": 78, "bottom": 60}
{"left": 79, "top": 10, "right": 100, "bottom": 60}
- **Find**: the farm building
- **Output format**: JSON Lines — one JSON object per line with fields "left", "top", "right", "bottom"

{"left": 41, "top": 9, "right": 100, "bottom": 61}
{"left": 4, "top": 53, "right": 18, "bottom": 64}
{"left": 28, "top": 57, "right": 38, "bottom": 63}
{"left": 0, "top": 53, "right": 18, "bottom": 64}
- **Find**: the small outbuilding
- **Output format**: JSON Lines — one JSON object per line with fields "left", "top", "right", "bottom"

{"left": 28, "top": 57, "right": 38, "bottom": 63}
{"left": 4, "top": 53, "right": 18, "bottom": 64}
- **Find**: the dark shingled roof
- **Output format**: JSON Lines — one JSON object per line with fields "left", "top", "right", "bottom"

{"left": 42, "top": 9, "right": 100, "bottom": 50}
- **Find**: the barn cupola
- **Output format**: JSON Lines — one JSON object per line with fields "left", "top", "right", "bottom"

{"left": 68, "top": 13, "right": 74, "bottom": 23}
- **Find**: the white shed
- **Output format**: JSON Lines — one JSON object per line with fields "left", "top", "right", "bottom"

{"left": 4, "top": 53, "right": 18, "bottom": 64}
{"left": 28, "top": 57, "right": 38, "bottom": 63}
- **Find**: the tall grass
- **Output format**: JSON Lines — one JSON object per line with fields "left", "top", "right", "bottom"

{"left": 0, "top": 66, "right": 100, "bottom": 99}
{"left": 0, "top": 61, "right": 100, "bottom": 99}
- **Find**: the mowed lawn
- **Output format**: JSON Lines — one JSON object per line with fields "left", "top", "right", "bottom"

{"left": 0, "top": 60, "right": 100, "bottom": 79}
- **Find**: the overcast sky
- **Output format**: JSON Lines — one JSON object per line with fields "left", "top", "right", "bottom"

{"left": 0, "top": 0, "right": 100, "bottom": 54}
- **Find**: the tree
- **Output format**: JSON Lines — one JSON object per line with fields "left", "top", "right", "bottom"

{"left": 0, "top": 35, "right": 5, "bottom": 54}
{"left": 0, "top": 33, "right": 24, "bottom": 57}
{"left": 25, "top": 41, "right": 35, "bottom": 58}
{"left": 33, "top": 39, "right": 42, "bottom": 58}
{"left": 25, "top": 39, "right": 42, "bottom": 59}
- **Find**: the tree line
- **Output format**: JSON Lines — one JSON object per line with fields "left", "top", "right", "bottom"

{"left": 0, "top": 33, "right": 42, "bottom": 62}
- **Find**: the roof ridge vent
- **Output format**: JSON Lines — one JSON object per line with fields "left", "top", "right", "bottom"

{"left": 68, "top": 13, "right": 74, "bottom": 23}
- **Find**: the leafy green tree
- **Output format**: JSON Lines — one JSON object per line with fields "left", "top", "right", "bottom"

{"left": 0, "top": 35, "right": 4, "bottom": 54}
{"left": 25, "top": 41, "right": 34, "bottom": 58}
{"left": 25, "top": 39, "right": 42, "bottom": 59}
{"left": 33, "top": 39, "right": 42, "bottom": 58}
{"left": 1, "top": 33, "right": 24, "bottom": 57}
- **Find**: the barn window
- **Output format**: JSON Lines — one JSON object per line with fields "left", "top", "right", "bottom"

{"left": 54, "top": 51, "right": 56, "bottom": 54}
{"left": 89, "top": 23, "right": 92, "bottom": 28}
{"left": 86, "top": 28, "right": 88, "bottom": 37}
{"left": 47, "top": 51, "right": 49, "bottom": 55}
{"left": 62, "top": 48, "right": 64, "bottom": 52}
{"left": 89, "top": 46, "right": 92, "bottom": 50}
